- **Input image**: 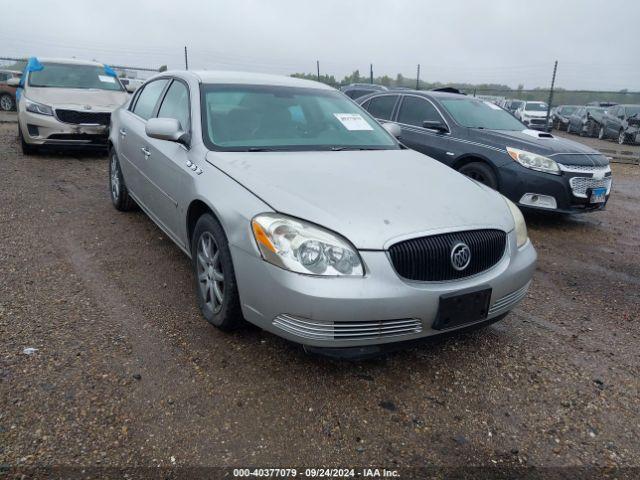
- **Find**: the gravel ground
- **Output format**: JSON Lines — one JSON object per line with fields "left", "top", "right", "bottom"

{"left": 1, "top": 122, "right": 639, "bottom": 476}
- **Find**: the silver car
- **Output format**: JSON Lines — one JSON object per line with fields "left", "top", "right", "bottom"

{"left": 108, "top": 71, "right": 536, "bottom": 355}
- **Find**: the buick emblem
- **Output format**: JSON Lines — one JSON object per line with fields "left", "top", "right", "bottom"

{"left": 450, "top": 242, "right": 471, "bottom": 271}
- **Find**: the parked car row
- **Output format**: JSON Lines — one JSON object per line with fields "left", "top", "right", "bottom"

{"left": 14, "top": 57, "right": 615, "bottom": 356}
{"left": 556, "top": 101, "right": 640, "bottom": 144}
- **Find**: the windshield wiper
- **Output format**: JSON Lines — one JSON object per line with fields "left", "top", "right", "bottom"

{"left": 329, "top": 146, "right": 384, "bottom": 151}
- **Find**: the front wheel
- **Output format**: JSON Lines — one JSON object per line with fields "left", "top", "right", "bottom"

{"left": 0, "top": 93, "right": 15, "bottom": 111}
{"left": 618, "top": 129, "right": 628, "bottom": 145}
{"left": 458, "top": 162, "right": 498, "bottom": 190}
{"left": 192, "top": 214, "right": 244, "bottom": 331}
{"left": 109, "top": 150, "right": 136, "bottom": 211}
{"left": 598, "top": 126, "right": 606, "bottom": 140}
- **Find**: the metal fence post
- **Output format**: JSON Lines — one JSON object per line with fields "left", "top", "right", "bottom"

{"left": 545, "top": 60, "right": 558, "bottom": 129}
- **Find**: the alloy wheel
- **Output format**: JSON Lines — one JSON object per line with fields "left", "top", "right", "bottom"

{"left": 197, "top": 232, "right": 225, "bottom": 314}
{"left": 0, "top": 94, "right": 14, "bottom": 111}
{"left": 618, "top": 130, "right": 626, "bottom": 145}
{"left": 598, "top": 127, "right": 605, "bottom": 140}
{"left": 110, "top": 154, "right": 120, "bottom": 201}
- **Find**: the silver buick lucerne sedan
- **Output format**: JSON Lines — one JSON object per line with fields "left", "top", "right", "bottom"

{"left": 108, "top": 71, "right": 536, "bottom": 355}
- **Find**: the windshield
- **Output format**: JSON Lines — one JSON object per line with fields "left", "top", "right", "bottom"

{"left": 28, "top": 63, "right": 124, "bottom": 91}
{"left": 510, "top": 101, "right": 523, "bottom": 109}
{"left": 201, "top": 84, "right": 398, "bottom": 151}
{"left": 626, "top": 106, "right": 640, "bottom": 117}
{"left": 586, "top": 107, "right": 605, "bottom": 114}
{"left": 561, "top": 106, "right": 578, "bottom": 114}
{"left": 525, "top": 102, "right": 548, "bottom": 112}
{"left": 440, "top": 98, "right": 525, "bottom": 130}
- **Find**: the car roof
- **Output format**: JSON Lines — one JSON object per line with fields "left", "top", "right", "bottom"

{"left": 36, "top": 57, "right": 107, "bottom": 67}
{"left": 163, "top": 70, "right": 335, "bottom": 90}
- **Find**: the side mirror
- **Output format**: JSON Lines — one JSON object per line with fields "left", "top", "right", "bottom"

{"left": 125, "top": 84, "right": 136, "bottom": 93}
{"left": 382, "top": 122, "right": 402, "bottom": 139}
{"left": 7, "top": 77, "right": 20, "bottom": 87}
{"left": 423, "top": 120, "right": 448, "bottom": 133}
{"left": 146, "top": 118, "right": 188, "bottom": 144}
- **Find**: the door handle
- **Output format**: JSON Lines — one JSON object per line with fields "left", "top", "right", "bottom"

{"left": 141, "top": 147, "right": 151, "bottom": 159}
{"left": 119, "top": 128, "right": 127, "bottom": 137}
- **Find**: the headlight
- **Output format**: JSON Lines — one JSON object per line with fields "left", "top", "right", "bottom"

{"left": 251, "top": 213, "right": 364, "bottom": 276}
{"left": 507, "top": 147, "right": 560, "bottom": 175}
{"left": 503, "top": 196, "right": 528, "bottom": 248}
{"left": 24, "top": 97, "right": 53, "bottom": 116}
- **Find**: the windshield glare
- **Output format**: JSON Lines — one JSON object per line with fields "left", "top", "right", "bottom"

{"left": 28, "top": 63, "right": 124, "bottom": 91}
{"left": 201, "top": 84, "right": 398, "bottom": 151}
{"left": 440, "top": 98, "right": 525, "bottom": 131}
{"left": 525, "top": 102, "right": 548, "bottom": 111}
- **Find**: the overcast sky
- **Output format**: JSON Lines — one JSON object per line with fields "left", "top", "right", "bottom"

{"left": 1, "top": 0, "right": 639, "bottom": 90}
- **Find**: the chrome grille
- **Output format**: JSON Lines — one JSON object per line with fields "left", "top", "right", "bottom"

{"left": 569, "top": 176, "right": 612, "bottom": 198}
{"left": 388, "top": 230, "right": 507, "bottom": 281}
{"left": 559, "top": 164, "right": 611, "bottom": 174}
{"left": 488, "top": 282, "right": 530, "bottom": 316}
{"left": 273, "top": 314, "right": 422, "bottom": 341}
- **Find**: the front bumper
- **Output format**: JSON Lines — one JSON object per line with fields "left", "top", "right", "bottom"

{"left": 231, "top": 232, "right": 536, "bottom": 348}
{"left": 522, "top": 119, "right": 552, "bottom": 131}
{"left": 498, "top": 162, "right": 611, "bottom": 213}
{"left": 18, "top": 109, "right": 109, "bottom": 147}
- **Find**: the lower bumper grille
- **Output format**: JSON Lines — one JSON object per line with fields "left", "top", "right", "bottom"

{"left": 488, "top": 282, "right": 530, "bottom": 316}
{"left": 55, "top": 109, "right": 111, "bottom": 125}
{"left": 273, "top": 314, "right": 422, "bottom": 341}
{"left": 569, "top": 176, "right": 612, "bottom": 198}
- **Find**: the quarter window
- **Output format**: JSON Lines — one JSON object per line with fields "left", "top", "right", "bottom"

{"left": 157, "top": 80, "right": 190, "bottom": 131}
{"left": 397, "top": 96, "right": 443, "bottom": 127}
{"left": 365, "top": 95, "right": 398, "bottom": 120}
{"left": 132, "top": 79, "right": 169, "bottom": 120}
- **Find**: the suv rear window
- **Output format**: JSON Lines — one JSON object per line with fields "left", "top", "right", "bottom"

{"left": 364, "top": 95, "right": 398, "bottom": 120}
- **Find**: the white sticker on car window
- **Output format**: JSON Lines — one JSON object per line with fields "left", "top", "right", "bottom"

{"left": 333, "top": 113, "right": 374, "bottom": 131}
{"left": 99, "top": 75, "right": 116, "bottom": 83}
{"left": 484, "top": 101, "right": 502, "bottom": 110}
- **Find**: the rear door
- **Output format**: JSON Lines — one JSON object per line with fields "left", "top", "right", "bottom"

{"left": 141, "top": 78, "right": 192, "bottom": 245}
{"left": 360, "top": 94, "right": 400, "bottom": 123}
{"left": 394, "top": 95, "right": 453, "bottom": 164}
{"left": 120, "top": 78, "right": 169, "bottom": 210}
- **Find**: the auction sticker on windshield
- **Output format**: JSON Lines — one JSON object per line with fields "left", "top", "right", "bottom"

{"left": 334, "top": 113, "right": 374, "bottom": 131}
{"left": 98, "top": 75, "right": 116, "bottom": 83}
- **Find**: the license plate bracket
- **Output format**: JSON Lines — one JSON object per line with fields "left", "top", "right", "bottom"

{"left": 588, "top": 187, "right": 607, "bottom": 204}
{"left": 433, "top": 288, "right": 492, "bottom": 331}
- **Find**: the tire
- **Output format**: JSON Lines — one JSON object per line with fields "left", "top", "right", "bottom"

{"left": 191, "top": 214, "right": 243, "bottom": 331}
{"left": 18, "top": 124, "right": 38, "bottom": 155}
{"left": 566, "top": 122, "right": 572, "bottom": 134}
{"left": 109, "top": 149, "right": 136, "bottom": 211}
{"left": 0, "top": 93, "right": 15, "bottom": 111}
{"left": 458, "top": 161, "right": 498, "bottom": 190}
{"left": 598, "top": 126, "right": 605, "bottom": 140}
{"left": 618, "top": 129, "right": 628, "bottom": 145}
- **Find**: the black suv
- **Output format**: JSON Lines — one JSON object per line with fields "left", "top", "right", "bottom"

{"left": 358, "top": 90, "right": 611, "bottom": 213}
{"left": 552, "top": 105, "right": 579, "bottom": 131}
{"left": 598, "top": 104, "right": 640, "bottom": 145}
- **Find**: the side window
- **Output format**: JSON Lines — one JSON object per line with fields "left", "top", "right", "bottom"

{"left": 0, "top": 73, "right": 7, "bottom": 82}
{"left": 132, "top": 79, "right": 169, "bottom": 120}
{"left": 397, "top": 96, "right": 443, "bottom": 128}
{"left": 157, "top": 80, "right": 190, "bottom": 131}
{"left": 365, "top": 95, "right": 398, "bottom": 120}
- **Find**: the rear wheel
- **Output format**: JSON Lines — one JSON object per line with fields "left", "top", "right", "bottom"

{"left": 0, "top": 93, "right": 15, "bottom": 111}
{"left": 458, "top": 162, "right": 498, "bottom": 190}
{"left": 191, "top": 214, "right": 244, "bottom": 331}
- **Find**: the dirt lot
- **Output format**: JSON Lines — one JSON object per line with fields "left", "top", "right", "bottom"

{"left": 1, "top": 122, "right": 639, "bottom": 476}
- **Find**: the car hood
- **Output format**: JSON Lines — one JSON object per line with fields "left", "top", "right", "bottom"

{"left": 482, "top": 129, "right": 608, "bottom": 166}
{"left": 24, "top": 87, "right": 129, "bottom": 111}
{"left": 206, "top": 149, "right": 514, "bottom": 250}
{"left": 522, "top": 111, "right": 547, "bottom": 118}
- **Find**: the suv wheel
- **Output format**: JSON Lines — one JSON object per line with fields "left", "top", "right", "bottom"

{"left": 618, "top": 129, "right": 628, "bottom": 145}
{"left": 18, "top": 124, "right": 37, "bottom": 155}
{"left": 192, "top": 214, "right": 244, "bottom": 331}
{"left": 458, "top": 162, "right": 498, "bottom": 190}
{"left": 109, "top": 150, "right": 136, "bottom": 211}
{"left": 0, "top": 93, "right": 15, "bottom": 111}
